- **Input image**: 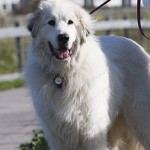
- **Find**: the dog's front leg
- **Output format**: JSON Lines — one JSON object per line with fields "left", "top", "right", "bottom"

{"left": 82, "top": 132, "right": 110, "bottom": 150}
{"left": 83, "top": 136, "right": 109, "bottom": 150}
{"left": 80, "top": 115, "right": 110, "bottom": 150}
{"left": 80, "top": 94, "right": 110, "bottom": 150}
{"left": 42, "top": 121, "right": 80, "bottom": 150}
{"left": 42, "top": 130, "right": 63, "bottom": 150}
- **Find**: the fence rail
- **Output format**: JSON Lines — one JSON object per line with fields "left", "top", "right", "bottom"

{"left": 0, "top": 26, "right": 30, "bottom": 39}
{"left": 0, "top": 19, "right": 150, "bottom": 39}
{"left": 95, "top": 20, "right": 150, "bottom": 30}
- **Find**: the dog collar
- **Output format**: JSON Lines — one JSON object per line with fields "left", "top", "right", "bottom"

{"left": 54, "top": 75, "right": 63, "bottom": 89}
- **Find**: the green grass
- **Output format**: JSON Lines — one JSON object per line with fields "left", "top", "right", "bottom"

{"left": 0, "top": 38, "right": 30, "bottom": 74}
{"left": 0, "top": 39, "right": 19, "bottom": 74}
{"left": 0, "top": 78, "right": 24, "bottom": 91}
{"left": 20, "top": 130, "right": 49, "bottom": 150}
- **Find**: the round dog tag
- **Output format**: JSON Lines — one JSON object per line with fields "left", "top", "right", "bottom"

{"left": 54, "top": 76, "right": 63, "bottom": 88}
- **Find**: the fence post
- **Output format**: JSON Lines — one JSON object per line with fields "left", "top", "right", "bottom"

{"left": 123, "top": 15, "right": 129, "bottom": 37}
{"left": 105, "top": 16, "right": 112, "bottom": 35}
{"left": 15, "top": 21, "right": 24, "bottom": 72}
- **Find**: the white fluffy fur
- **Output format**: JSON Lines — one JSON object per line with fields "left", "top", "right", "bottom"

{"left": 25, "top": 0, "right": 150, "bottom": 149}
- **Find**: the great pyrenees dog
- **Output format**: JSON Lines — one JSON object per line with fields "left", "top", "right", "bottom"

{"left": 25, "top": 0, "right": 150, "bottom": 149}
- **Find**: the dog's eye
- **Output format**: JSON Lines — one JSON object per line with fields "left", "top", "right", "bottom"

{"left": 68, "top": 20, "right": 73, "bottom": 25}
{"left": 48, "top": 20, "right": 55, "bottom": 26}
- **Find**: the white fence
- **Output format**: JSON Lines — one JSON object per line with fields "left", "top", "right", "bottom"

{"left": 0, "top": 19, "right": 150, "bottom": 39}
{"left": 0, "top": 26, "right": 30, "bottom": 39}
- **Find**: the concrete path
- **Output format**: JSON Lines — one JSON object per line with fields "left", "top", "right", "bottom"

{"left": 0, "top": 88, "right": 40, "bottom": 150}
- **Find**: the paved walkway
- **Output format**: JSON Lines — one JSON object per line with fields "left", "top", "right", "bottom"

{"left": 0, "top": 88, "right": 40, "bottom": 150}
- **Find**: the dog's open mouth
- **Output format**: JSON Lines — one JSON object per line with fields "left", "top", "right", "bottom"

{"left": 48, "top": 42, "right": 73, "bottom": 60}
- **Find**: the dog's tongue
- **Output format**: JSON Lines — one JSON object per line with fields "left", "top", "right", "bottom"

{"left": 58, "top": 50, "right": 70, "bottom": 59}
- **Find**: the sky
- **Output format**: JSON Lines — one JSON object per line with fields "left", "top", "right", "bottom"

{"left": 0, "top": 0, "right": 139, "bottom": 6}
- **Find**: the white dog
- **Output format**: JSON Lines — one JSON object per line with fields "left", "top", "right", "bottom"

{"left": 25, "top": 0, "right": 150, "bottom": 149}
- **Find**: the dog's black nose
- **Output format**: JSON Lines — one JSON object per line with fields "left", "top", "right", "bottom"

{"left": 58, "top": 34, "right": 69, "bottom": 44}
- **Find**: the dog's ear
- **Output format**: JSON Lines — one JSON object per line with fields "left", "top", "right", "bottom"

{"left": 27, "top": 10, "right": 41, "bottom": 38}
{"left": 76, "top": 7, "right": 94, "bottom": 44}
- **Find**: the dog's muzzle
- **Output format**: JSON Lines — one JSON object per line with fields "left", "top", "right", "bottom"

{"left": 48, "top": 41, "right": 73, "bottom": 60}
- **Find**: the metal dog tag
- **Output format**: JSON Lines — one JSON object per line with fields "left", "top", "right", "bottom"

{"left": 54, "top": 76, "right": 63, "bottom": 89}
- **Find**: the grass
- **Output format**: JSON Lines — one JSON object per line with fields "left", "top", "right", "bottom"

{"left": 0, "top": 38, "right": 30, "bottom": 74}
{"left": 0, "top": 78, "right": 24, "bottom": 91}
{"left": 0, "top": 39, "right": 19, "bottom": 74}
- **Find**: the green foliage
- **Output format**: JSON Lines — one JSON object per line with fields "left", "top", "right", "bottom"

{"left": 0, "top": 78, "right": 24, "bottom": 91}
{"left": 20, "top": 130, "right": 49, "bottom": 150}
{"left": 0, "top": 38, "right": 30, "bottom": 74}
{"left": 0, "top": 39, "right": 18, "bottom": 74}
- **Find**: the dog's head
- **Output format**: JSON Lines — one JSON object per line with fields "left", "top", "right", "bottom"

{"left": 27, "top": 0, "right": 94, "bottom": 61}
